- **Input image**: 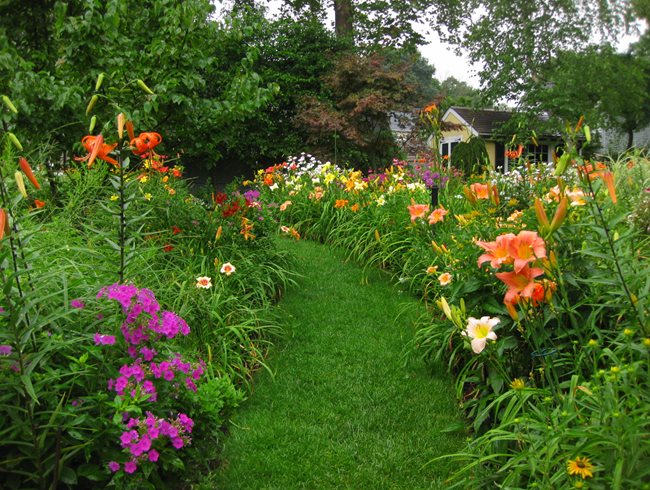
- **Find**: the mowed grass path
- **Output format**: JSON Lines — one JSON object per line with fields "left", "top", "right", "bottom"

{"left": 213, "top": 239, "right": 465, "bottom": 489}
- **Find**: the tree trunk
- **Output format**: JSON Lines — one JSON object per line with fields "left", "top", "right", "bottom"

{"left": 334, "top": 0, "right": 353, "bottom": 39}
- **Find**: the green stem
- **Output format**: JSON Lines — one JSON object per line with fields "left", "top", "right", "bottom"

{"left": 584, "top": 176, "right": 646, "bottom": 334}
{"left": 118, "top": 153, "right": 126, "bottom": 283}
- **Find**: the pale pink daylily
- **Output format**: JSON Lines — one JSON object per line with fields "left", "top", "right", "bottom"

{"left": 462, "top": 316, "right": 499, "bottom": 353}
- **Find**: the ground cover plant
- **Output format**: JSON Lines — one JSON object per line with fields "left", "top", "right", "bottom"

{"left": 244, "top": 123, "right": 649, "bottom": 488}
{"left": 0, "top": 98, "right": 296, "bottom": 488}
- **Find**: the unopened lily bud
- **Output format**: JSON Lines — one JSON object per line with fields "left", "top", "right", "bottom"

{"left": 2, "top": 95, "right": 18, "bottom": 114}
{"left": 215, "top": 226, "right": 223, "bottom": 241}
{"left": 7, "top": 132, "right": 23, "bottom": 151}
{"left": 86, "top": 94, "right": 98, "bottom": 116}
{"left": 0, "top": 208, "right": 7, "bottom": 241}
{"left": 463, "top": 186, "right": 477, "bottom": 204}
{"left": 584, "top": 125, "right": 591, "bottom": 143}
{"left": 95, "top": 73, "right": 105, "bottom": 91}
{"left": 15, "top": 171, "right": 27, "bottom": 198}
{"left": 534, "top": 198, "right": 550, "bottom": 230}
{"left": 505, "top": 301, "right": 519, "bottom": 321}
{"left": 117, "top": 113, "right": 125, "bottom": 139}
{"left": 602, "top": 172, "right": 617, "bottom": 204}
{"left": 554, "top": 153, "right": 571, "bottom": 176}
{"left": 374, "top": 229, "right": 380, "bottom": 242}
{"left": 136, "top": 79, "right": 154, "bottom": 95}
{"left": 19, "top": 157, "right": 40, "bottom": 189}
{"left": 550, "top": 197, "right": 568, "bottom": 233}
{"left": 438, "top": 297, "right": 452, "bottom": 322}
{"left": 89, "top": 115, "right": 97, "bottom": 133}
{"left": 125, "top": 120, "right": 135, "bottom": 142}
{"left": 574, "top": 115, "right": 584, "bottom": 133}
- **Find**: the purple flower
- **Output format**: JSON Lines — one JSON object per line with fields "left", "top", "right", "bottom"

{"left": 123, "top": 461, "right": 137, "bottom": 474}
{"left": 70, "top": 299, "right": 85, "bottom": 309}
{"left": 108, "top": 461, "right": 120, "bottom": 473}
{"left": 171, "top": 437, "right": 184, "bottom": 449}
{"left": 0, "top": 345, "right": 12, "bottom": 356}
{"left": 148, "top": 449, "right": 159, "bottom": 462}
{"left": 140, "top": 347, "right": 157, "bottom": 361}
{"left": 93, "top": 333, "right": 116, "bottom": 346}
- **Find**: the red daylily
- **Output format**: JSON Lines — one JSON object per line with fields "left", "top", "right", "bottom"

{"left": 171, "top": 226, "right": 182, "bottom": 235}
{"left": 75, "top": 135, "right": 119, "bottom": 167}
{"left": 496, "top": 265, "right": 545, "bottom": 305}
{"left": 507, "top": 230, "right": 546, "bottom": 273}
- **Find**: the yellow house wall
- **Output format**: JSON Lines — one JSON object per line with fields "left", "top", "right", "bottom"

{"left": 485, "top": 141, "right": 496, "bottom": 167}
{"left": 441, "top": 112, "right": 473, "bottom": 141}
{"left": 441, "top": 111, "right": 497, "bottom": 168}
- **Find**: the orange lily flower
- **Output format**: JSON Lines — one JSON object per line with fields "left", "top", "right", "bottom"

{"left": 75, "top": 135, "right": 118, "bottom": 167}
{"left": 495, "top": 265, "right": 545, "bottom": 305}
{"left": 477, "top": 233, "right": 515, "bottom": 269}
{"left": 335, "top": 199, "right": 349, "bottom": 208}
{"left": 470, "top": 183, "right": 489, "bottom": 200}
{"left": 130, "top": 132, "right": 162, "bottom": 157}
{"left": 507, "top": 230, "right": 546, "bottom": 273}
{"left": 408, "top": 199, "right": 429, "bottom": 222}
{"left": 34, "top": 199, "right": 46, "bottom": 209}
{"left": 428, "top": 207, "right": 448, "bottom": 224}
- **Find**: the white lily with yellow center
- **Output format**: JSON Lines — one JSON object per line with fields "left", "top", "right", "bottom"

{"left": 462, "top": 316, "right": 500, "bottom": 354}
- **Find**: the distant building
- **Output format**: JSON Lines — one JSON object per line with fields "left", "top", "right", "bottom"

{"left": 440, "top": 106, "right": 563, "bottom": 172}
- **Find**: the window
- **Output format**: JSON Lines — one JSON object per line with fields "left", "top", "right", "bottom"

{"left": 525, "top": 144, "right": 549, "bottom": 163}
{"left": 440, "top": 137, "right": 461, "bottom": 160}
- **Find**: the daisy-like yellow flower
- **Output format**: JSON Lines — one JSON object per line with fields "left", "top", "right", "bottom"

{"left": 509, "top": 378, "right": 525, "bottom": 390}
{"left": 143, "top": 193, "right": 152, "bottom": 201}
{"left": 110, "top": 194, "right": 119, "bottom": 201}
{"left": 567, "top": 457, "right": 594, "bottom": 479}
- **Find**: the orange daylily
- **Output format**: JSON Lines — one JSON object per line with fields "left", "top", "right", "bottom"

{"left": 408, "top": 199, "right": 430, "bottom": 222}
{"left": 507, "top": 230, "right": 546, "bottom": 273}
{"left": 335, "top": 199, "right": 349, "bottom": 208}
{"left": 75, "top": 135, "right": 119, "bottom": 167}
{"left": 495, "top": 265, "right": 545, "bottom": 305}
{"left": 470, "top": 183, "right": 490, "bottom": 200}
{"left": 504, "top": 144, "right": 524, "bottom": 160}
{"left": 130, "top": 132, "right": 162, "bottom": 157}
{"left": 477, "top": 233, "right": 515, "bottom": 269}
{"left": 34, "top": 199, "right": 46, "bottom": 209}
{"left": 428, "top": 207, "right": 448, "bottom": 224}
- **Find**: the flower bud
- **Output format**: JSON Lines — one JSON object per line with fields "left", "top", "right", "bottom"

{"left": 89, "top": 115, "right": 97, "bottom": 133}
{"left": 19, "top": 157, "right": 40, "bottom": 190}
{"left": 550, "top": 197, "right": 568, "bottom": 233}
{"left": 0, "top": 208, "right": 8, "bottom": 241}
{"left": 7, "top": 132, "right": 23, "bottom": 151}
{"left": 117, "top": 113, "right": 125, "bottom": 139}
{"left": 95, "top": 72, "right": 105, "bottom": 91}
{"left": 85, "top": 94, "right": 98, "bottom": 116}
{"left": 15, "top": 171, "right": 27, "bottom": 198}
{"left": 2, "top": 95, "right": 18, "bottom": 114}
{"left": 137, "top": 79, "right": 154, "bottom": 95}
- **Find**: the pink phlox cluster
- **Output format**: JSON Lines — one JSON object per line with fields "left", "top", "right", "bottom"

{"left": 110, "top": 412, "right": 193, "bottom": 474}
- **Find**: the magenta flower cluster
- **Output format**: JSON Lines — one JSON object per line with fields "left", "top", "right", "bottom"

{"left": 93, "top": 283, "right": 203, "bottom": 477}
{"left": 107, "top": 412, "right": 194, "bottom": 474}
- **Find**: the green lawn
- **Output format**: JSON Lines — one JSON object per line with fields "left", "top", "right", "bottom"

{"left": 209, "top": 239, "right": 466, "bottom": 489}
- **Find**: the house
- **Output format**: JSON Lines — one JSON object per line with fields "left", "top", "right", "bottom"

{"left": 440, "top": 106, "right": 563, "bottom": 172}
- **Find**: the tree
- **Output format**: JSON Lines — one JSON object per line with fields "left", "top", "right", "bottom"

{"left": 294, "top": 50, "right": 425, "bottom": 167}
{"left": 0, "top": 0, "right": 278, "bottom": 177}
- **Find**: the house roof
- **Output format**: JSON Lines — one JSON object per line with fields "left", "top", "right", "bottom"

{"left": 445, "top": 107, "right": 514, "bottom": 136}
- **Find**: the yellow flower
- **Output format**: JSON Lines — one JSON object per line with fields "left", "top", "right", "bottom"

{"left": 643, "top": 338, "right": 650, "bottom": 347}
{"left": 623, "top": 328, "right": 633, "bottom": 337}
{"left": 144, "top": 193, "right": 152, "bottom": 201}
{"left": 162, "top": 176, "right": 169, "bottom": 183}
{"left": 110, "top": 194, "right": 119, "bottom": 201}
{"left": 426, "top": 265, "right": 438, "bottom": 274}
{"left": 567, "top": 457, "right": 594, "bottom": 479}
{"left": 138, "top": 175, "right": 148, "bottom": 183}
{"left": 587, "top": 339, "right": 598, "bottom": 347}
{"left": 509, "top": 378, "right": 525, "bottom": 390}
